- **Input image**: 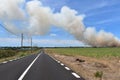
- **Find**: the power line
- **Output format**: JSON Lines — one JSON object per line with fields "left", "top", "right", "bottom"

{"left": 0, "top": 23, "right": 14, "bottom": 34}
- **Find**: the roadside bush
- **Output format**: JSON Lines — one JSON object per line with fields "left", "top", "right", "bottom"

{"left": 94, "top": 71, "right": 103, "bottom": 80}
{"left": 19, "top": 53, "right": 26, "bottom": 57}
{"left": 0, "top": 50, "right": 17, "bottom": 58}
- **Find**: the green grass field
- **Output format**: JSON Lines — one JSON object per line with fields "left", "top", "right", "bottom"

{"left": 46, "top": 47, "right": 120, "bottom": 58}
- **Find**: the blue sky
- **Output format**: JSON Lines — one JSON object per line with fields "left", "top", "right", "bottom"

{"left": 0, "top": 0, "right": 120, "bottom": 47}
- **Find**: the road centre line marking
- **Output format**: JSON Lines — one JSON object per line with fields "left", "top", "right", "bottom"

{"left": 18, "top": 53, "right": 41, "bottom": 80}
{"left": 72, "top": 72, "right": 81, "bottom": 78}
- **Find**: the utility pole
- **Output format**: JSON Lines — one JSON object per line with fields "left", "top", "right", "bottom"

{"left": 31, "top": 36, "right": 32, "bottom": 53}
{"left": 21, "top": 33, "right": 23, "bottom": 47}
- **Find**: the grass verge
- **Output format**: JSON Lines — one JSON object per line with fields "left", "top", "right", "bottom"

{"left": 0, "top": 48, "right": 40, "bottom": 63}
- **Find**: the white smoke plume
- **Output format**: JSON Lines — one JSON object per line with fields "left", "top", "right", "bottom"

{"left": 0, "top": 0, "right": 26, "bottom": 34}
{"left": 26, "top": 0, "right": 53, "bottom": 35}
{"left": 0, "top": 0, "right": 120, "bottom": 47}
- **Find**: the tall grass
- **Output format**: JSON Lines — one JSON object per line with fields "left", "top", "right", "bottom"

{"left": 0, "top": 50, "right": 17, "bottom": 58}
{"left": 0, "top": 47, "right": 40, "bottom": 59}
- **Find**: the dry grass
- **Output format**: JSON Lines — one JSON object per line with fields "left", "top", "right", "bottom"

{"left": 45, "top": 48, "right": 120, "bottom": 80}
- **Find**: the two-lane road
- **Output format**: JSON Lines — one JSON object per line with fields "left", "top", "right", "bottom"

{"left": 0, "top": 51, "right": 84, "bottom": 80}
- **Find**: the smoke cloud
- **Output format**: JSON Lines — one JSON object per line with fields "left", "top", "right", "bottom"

{"left": 0, "top": 0, "right": 120, "bottom": 47}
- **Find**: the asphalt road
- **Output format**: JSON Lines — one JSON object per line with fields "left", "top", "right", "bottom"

{"left": 0, "top": 51, "right": 84, "bottom": 80}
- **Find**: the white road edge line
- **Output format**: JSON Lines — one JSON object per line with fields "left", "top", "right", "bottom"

{"left": 72, "top": 72, "right": 81, "bottom": 78}
{"left": 18, "top": 53, "right": 41, "bottom": 80}
{"left": 65, "top": 67, "right": 70, "bottom": 70}
{"left": 47, "top": 54, "right": 62, "bottom": 66}
{"left": 57, "top": 61, "right": 60, "bottom": 63}
{"left": 9, "top": 60, "right": 13, "bottom": 61}
{"left": 47, "top": 53, "right": 80, "bottom": 78}
{"left": 2, "top": 61, "right": 7, "bottom": 63}
{"left": 49, "top": 56, "right": 58, "bottom": 62}
{"left": 60, "top": 63, "right": 64, "bottom": 66}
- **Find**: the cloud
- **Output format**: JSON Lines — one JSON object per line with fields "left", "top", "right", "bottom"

{"left": 84, "top": 0, "right": 120, "bottom": 13}
{"left": 87, "top": 17, "right": 120, "bottom": 25}
{"left": 32, "top": 39, "right": 85, "bottom": 47}
{"left": 0, "top": 0, "right": 26, "bottom": 34}
{"left": 0, "top": 0, "right": 25, "bottom": 21}
{"left": 0, "top": 0, "right": 120, "bottom": 47}
{"left": 0, "top": 37, "right": 84, "bottom": 47}
{"left": 50, "top": 33, "right": 57, "bottom": 37}
{"left": 87, "top": 9, "right": 114, "bottom": 17}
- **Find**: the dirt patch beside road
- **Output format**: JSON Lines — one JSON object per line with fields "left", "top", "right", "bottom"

{"left": 46, "top": 52, "right": 120, "bottom": 80}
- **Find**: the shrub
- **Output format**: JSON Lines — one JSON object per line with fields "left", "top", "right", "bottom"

{"left": 19, "top": 53, "right": 26, "bottom": 57}
{"left": 0, "top": 50, "right": 16, "bottom": 58}
{"left": 94, "top": 71, "right": 103, "bottom": 80}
